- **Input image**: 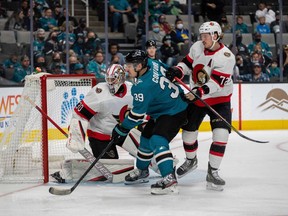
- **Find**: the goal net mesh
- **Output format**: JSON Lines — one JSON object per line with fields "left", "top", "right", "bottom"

{"left": 0, "top": 73, "right": 95, "bottom": 183}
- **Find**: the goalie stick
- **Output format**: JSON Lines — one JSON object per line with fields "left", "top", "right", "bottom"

{"left": 24, "top": 96, "right": 124, "bottom": 183}
{"left": 49, "top": 139, "right": 116, "bottom": 195}
{"left": 175, "top": 77, "right": 269, "bottom": 144}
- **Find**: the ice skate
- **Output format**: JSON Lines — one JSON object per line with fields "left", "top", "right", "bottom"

{"left": 124, "top": 169, "right": 149, "bottom": 185}
{"left": 50, "top": 171, "right": 66, "bottom": 183}
{"left": 151, "top": 171, "right": 178, "bottom": 195}
{"left": 206, "top": 163, "right": 225, "bottom": 191}
{"left": 176, "top": 156, "right": 198, "bottom": 178}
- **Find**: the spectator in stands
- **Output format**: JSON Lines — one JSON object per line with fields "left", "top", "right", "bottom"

{"left": 229, "top": 31, "right": 250, "bottom": 61}
{"left": 148, "top": 22, "right": 166, "bottom": 48}
{"left": 106, "top": 42, "right": 125, "bottom": 66}
{"left": 51, "top": 63, "right": 65, "bottom": 74}
{"left": 39, "top": 8, "right": 58, "bottom": 31}
{"left": 68, "top": 55, "right": 79, "bottom": 74}
{"left": 73, "top": 63, "right": 85, "bottom": 74}
{"left": 0, "top": 2, "right": 8, "bottom": 18}
{"left": 250, "top": 51, "right": 265, "bottom": 66}
{"left": 12, "top": 55, "right": 32, "bottom": 83}
{"left": 34, "top": 54, "right": 47, "bottom": 73}
{"left": 270, "top": 11, "right": 288, "bottom": 34}
{"left": 4, "top": 10, "right": 25, "bottom": 31}
{"left": 33, "top": 28, "right": 46, "bottom": 59}
{"left": 21, "top": 0, "right": 30, "bottom": 16}
{"left": 170, "top": 16, "right": 189, "bottom": 49}
{"left": 219, "top": 14, "right": 232, "bottom": 33}
{"left": 109, "top": 0, "right": 132, "bottom": 33}
{"left": 248, "top": 32, "right": 272, "bottom": 60}
{"left": 160, "top": 34, "right": 179, "bottom": 67}
{"left": 83, "top": 31, "right": 102, "bottom": 60}
{"left": 237, "top": 62, "right": 270, "bottom": 82}
{"left": 43, "top": 30, "right": 63, "bottom": 57}
{"left": 52, "top": 2, "right": 63, "bottom": 21}
{"left": 158, "top": 14, "right": 171, "bottom": 35}
{"left": 256, "top": 16, "right": 270, "bottom": 34}
{"left": 47, "top": 51, "right": 66, "bottom": 73}
{"left": 266, "top": 59, "right": 280, "bottom": 81}
{"left": 86, "top": 51, "right": 106, "bottom": 80}
{"left": 255, "top": 2, "right": 275, "bottom": 24}
{"left": 2, "top": 54, "right": 21, "bottom": 70}
{"left": 235, "top": 54, "right": 250, "bottom": 75}
{"left": 57, "top": 22, "right": 76, "bottom": 51}
{"left": 234, "top": 15, "right": 249, "bottom": 34}
{"left": 282, "top": 44, "right": 288, "bottom": 80}
{"left": 34, "top": 0, "right": 49, "bottom": 13}
{"left": 58, "top": 8, "right": 78, "bottom": 28}
{"left": 74, "top": 18, "right": 89, "bottom": 40}
{"left": 201, "top": 0, "right": 225, "bottom": 23}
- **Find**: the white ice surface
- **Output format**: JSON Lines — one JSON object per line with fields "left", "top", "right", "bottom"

{"left": 0, "top": 130, "right": 287, "bottom": 216}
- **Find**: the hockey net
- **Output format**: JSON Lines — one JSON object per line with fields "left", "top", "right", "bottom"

{"left": 0, "top": 73, "right": 96, "bottom": 183}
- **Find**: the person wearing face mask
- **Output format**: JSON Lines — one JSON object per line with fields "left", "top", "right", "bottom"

{"left": 44, "top": 31, "right": 63, "bottom": 57}
{"left": 47, "top": 52, "right": 66, "bottom": 74}
{"left": 170, "top": 17, "right": 190, "bottom": 49}
{"left": 160, "top": 35, "right": 179, "bottom": 67}
{"left": 83, "top": 31, "right": 103, "bottom": 59}
{"left": 34, "top": 55, "right": 47, "bottom": 73}
{"left": 74, "top": 18, "right": 88, "bottom": 39}
{"left": 148, "top": 22, "right": 166, "bottom": 48}
{"left": 33, "top": 28, "right": 46, "bottom": 58}
{"left": 219, "top": 14, "right": 232, "bottom": 33}
{"left": 248, "top": 32, "right": 272, "bottom": 60}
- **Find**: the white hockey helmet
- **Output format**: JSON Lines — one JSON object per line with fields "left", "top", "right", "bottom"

{"left": 199, "top": 21, "right": 222, "bottom": 40}
{"left": 105, "top": 64, "right": 126, "bottom": 94}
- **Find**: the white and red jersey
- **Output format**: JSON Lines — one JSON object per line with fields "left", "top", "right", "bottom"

{"left": 178, "top": 41, "right": 235, "bottom": 107}
{"left": 73, "top": 81, "right": 133, "bottom": 140}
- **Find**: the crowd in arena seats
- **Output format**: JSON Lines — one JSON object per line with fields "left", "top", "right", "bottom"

{"left": 1, "top": 0, "right": 288, "bottom": 85}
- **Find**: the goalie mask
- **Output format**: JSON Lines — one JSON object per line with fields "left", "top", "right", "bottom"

{"left": 105, "top": 64, "right": 126, "bottom": 94}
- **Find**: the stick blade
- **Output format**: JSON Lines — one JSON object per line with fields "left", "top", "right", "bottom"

{"left": 49, "top": 187, "right": 72, "bottom": 196}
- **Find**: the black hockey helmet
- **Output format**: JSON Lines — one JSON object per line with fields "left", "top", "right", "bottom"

{"left": 145, "top": 39, "right": 157, "bottom": 49}
{"left": 125, "top": 50, "right": 148, "bottom": 67}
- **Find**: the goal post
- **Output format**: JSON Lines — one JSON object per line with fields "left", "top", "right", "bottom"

{"left": 0, "top": 73, "right": 96, "bottom": 183}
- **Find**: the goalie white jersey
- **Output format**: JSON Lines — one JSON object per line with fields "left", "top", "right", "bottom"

{"left": 73, "top": 81, "right": 133, "bottom": 139}
{"left": 178, "top": 41, "right": 235, "bottom": 106}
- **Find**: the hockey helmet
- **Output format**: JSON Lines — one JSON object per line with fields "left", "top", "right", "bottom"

{"left": 105, "top": 64, "right": 126, "bottom": 94}
{"left": 125, "top": 50, "right": 148, "bottom": 67}
{"left": 145, "top": 40, "right": 157, "bottom": 49}
{"left": 199, "top": 21, "right": 222, "bottom": 39}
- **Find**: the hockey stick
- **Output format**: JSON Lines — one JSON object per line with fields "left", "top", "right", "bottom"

{"left": 24, "top": 96, "right": 124, "bottom": 183}
{"left": 49, "top": 138, "right": 115, "bottom": 195}
{"left": 175, "top": 77, "right": 269, "bottom": 143}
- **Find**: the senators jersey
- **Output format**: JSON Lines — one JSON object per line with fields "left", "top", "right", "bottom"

{"left": 73, "top": 82, "right": 133, "bottom": 140}
{"left": 178, "top": 41, "right": 235, "bottom": 106}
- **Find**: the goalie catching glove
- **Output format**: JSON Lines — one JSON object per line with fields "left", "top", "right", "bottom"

{"left": 66, "top": 118, "right": 88, "bottom": 153}
{"left": 112, "top": 124, "right": 130, "bottom": 146}
{"left": 166, "top": 66, "right": 184, "bottom": 81}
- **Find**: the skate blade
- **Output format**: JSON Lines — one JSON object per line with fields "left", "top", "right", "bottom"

{"left": 176, "top": 165, "right": 198, "bottom": 179}
{"left": 124, "top": 178, "right": 149, "bottom": 185}
{"left": 206, "top": 182, "right": 224, "bottom": 191}
{"left": 151, "top": 185, "right": 179, "bottom": 195}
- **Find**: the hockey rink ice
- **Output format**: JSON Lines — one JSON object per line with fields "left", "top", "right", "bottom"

{"left": 0, "top": 129, "right": 287, "bottom": 216}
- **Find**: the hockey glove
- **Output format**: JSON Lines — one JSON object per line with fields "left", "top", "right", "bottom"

{"left": 112, "top": 124, "right": 130, "bottom": 146}
{"left": 186, "top": 85, "right": 210, "bottom": 102}
{"left": 166, "top": 66, "right": 183, "bottom": 81}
